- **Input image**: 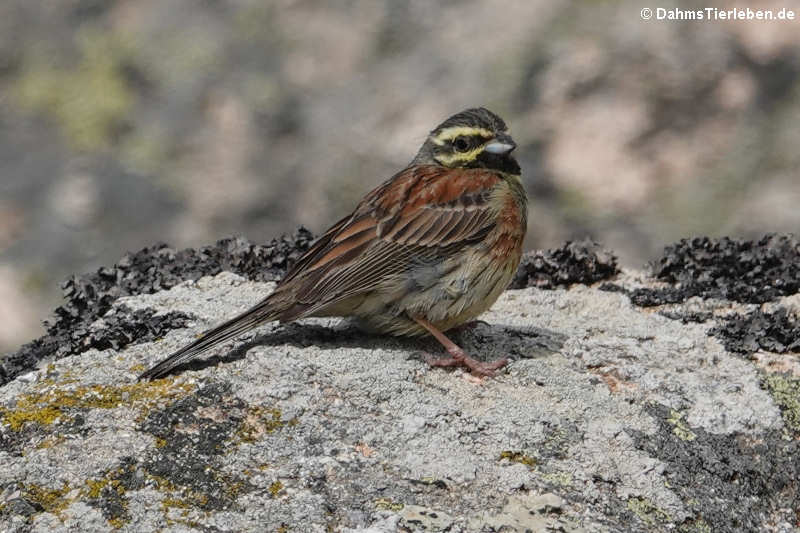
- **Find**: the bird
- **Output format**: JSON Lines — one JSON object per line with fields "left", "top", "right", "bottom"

{"left": 139, "top": 107, "right": 527, "bottom": 380}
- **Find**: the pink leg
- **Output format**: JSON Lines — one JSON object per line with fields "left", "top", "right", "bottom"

{"left": 412, "top": 316, "right": 508, "bottom": 377}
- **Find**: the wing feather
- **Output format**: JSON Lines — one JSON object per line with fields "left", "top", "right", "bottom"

{"left": 277, "top": 165, "right": 502, "bottom": 317}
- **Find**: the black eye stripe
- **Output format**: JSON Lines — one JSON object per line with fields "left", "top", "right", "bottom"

{"left": 451, "top": 134, "right": 491, "bottom": 151}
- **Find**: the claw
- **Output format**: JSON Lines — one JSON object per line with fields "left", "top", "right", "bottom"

{"left": 414, "top": 316, "right": 508, "bottom": 377}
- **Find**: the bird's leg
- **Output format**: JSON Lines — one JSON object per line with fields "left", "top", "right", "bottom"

{"left": 411, "top": 316, "right": 508, "bottom": 377}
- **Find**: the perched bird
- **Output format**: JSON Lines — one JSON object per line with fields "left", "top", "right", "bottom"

{"left": 139, "top": 107, "right": 527, "bottom": 380}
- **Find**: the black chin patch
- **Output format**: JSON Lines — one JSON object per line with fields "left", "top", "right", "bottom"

{"left": 471, "top": 151, "right": 521, "bottom": 175}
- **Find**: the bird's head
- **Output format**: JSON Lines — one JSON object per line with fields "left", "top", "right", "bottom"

{"left": 413, "top": 107, "right": 520, "bottom": 175}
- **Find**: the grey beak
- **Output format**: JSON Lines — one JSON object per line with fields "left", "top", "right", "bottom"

{"left": 484, "top": 136, "right": 516, "bottom": 155}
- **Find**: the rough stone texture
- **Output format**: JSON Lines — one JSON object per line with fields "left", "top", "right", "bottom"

{"left": 2, "top": 235, "right": 799, "bottom": 532}
{"left": 1, "top": 230, "right": 314, "bottom": 386}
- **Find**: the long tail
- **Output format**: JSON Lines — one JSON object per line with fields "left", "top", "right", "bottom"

{"left": 138, "top": 297, "right": 281, "bottom": 380}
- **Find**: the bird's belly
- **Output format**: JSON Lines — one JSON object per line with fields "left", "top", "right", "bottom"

{"left": 353, "top": 245, "right": 521, "bottom": 336}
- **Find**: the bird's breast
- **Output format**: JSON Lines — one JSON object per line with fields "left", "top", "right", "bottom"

{"left": 488, "top": 178, "right": 527, "bottom": 264}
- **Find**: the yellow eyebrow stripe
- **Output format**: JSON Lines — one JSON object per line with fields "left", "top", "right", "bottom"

{"left": 432, "top": 126, "right": 494, "bottom": 145}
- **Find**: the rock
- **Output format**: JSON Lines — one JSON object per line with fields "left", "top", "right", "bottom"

{"left": 1, "top": 234, "right": 798, "bottom": 532}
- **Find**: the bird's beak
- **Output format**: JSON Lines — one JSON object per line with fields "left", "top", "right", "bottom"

{"left": 484, "top": 134, "right": 516, "bottom": 155}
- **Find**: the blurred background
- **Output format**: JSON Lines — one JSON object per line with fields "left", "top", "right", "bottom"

{"left": 1, "top": 0, "right": 799, "bottom": 352}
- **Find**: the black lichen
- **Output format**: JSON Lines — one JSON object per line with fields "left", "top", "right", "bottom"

{"left": 631, "top": 234, "right": 800, "bottom": 307}
{"left": 1, "top": 229, "right": 315, "bottom": 386}
{"left": 709, "top": 308, "right": 800, "bottom": 356}
{"left": 628, "top": 403, "right": 799, "bottom": 533}
{"left": 509, "top": 239, "right": 619, "bottom": 290}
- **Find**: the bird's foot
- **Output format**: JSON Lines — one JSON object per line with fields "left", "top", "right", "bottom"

{"left": 424, "top": 348, "right": 508, "bottom": 377}
{"left": 412, "top": 315, "right": 507, "bottom": 377}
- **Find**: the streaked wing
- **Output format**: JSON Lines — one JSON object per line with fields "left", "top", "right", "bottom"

{"left": 280, "top": 165, "right": 501, "bottom": 316}
{"left": 281, "top": 214, "right": 352, "bottom": 284}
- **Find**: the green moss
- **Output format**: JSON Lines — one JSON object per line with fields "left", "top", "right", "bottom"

{"left": 667, "top": 410, "right": 696, "bottom": 441}
{"left": 763, "top": 374, "right": 800, "bottom": 434}
{"left": 14, "top": 29, "right": 134, "bottom": 152}
{"left": 1, "top": 379, "right": 195, "bottom": 431}
{"left": 499, "top": 450, "right": 537, "bottom": 469}
{"left": 627, "top": 496, "right": 672, "bottom": 528}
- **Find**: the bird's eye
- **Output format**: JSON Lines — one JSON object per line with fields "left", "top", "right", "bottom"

{"left": 453, "top": 137, "right": 470, "bottom": 152}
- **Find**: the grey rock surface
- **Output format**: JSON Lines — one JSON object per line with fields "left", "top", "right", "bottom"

{"left": 1, "top": 270, "right": 798, "bottom": 532}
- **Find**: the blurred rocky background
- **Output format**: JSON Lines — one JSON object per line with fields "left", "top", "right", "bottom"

{"left": 1, "top": 0, "right": 799, "bottom": 352}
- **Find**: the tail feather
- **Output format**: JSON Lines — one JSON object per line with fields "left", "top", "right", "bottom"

{"left": 138, "top": 298, "right": 280, "bottom": 380}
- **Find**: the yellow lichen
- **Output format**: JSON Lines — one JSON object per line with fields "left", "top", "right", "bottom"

{"left": 235, "top": 406, "right": 294, "bottom": 444}
{"left": 1, "top": 405, "right": 64, "bottom": 431}
{"left": 538, "top": 471, "right": 573, "bottom": 487}
{"left": 374, "top": 498, "right": 404, "bottom": 511}
{"left": 79, "top": 475, "right": 129, "bottom": 527}
{"left": 108, "top": 517, "right": 127, "bottom": 529}
{"left": 150, "top": 472, "right": 210, "bottom": 516}
{"left": 1, "top": 379, "right": 195, "bottom": 431}
{"left": 35, "top": 435, "right": 66, "bottom": 449}
{"left": 161, "top": 497, "right": 191, "bottom": 510}
{"left": 23, "top": 482, "right": 72, "bottom": 515}
{"left": 499, "top": 450, "right": 537, "bottom": 469}
{"left": 627, "top": 496, "right": 672, "bottom": 527}
{"left": 85, "top": 478, "right": 110, "bottom": 499}
{"left": 268, "top": 481, "right": 283, "bottom": 497}
{"left": 763, "top": 374, "right": 800, "bottom": 435}
{"left": 148, "top": 474, "right": 178, "bottom": 493}
{"left": 679, "top": 517, "right": 713, "bottom": 533}
{"left": 82, "top": 477, "right": 125, "bottom": 500}
{"left": 667, "top": 410, "right": 697, "bottom": 441}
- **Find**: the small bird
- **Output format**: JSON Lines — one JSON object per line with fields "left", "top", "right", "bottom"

{"left": 139, "top": 107, "right": 527, "bottom": 380}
